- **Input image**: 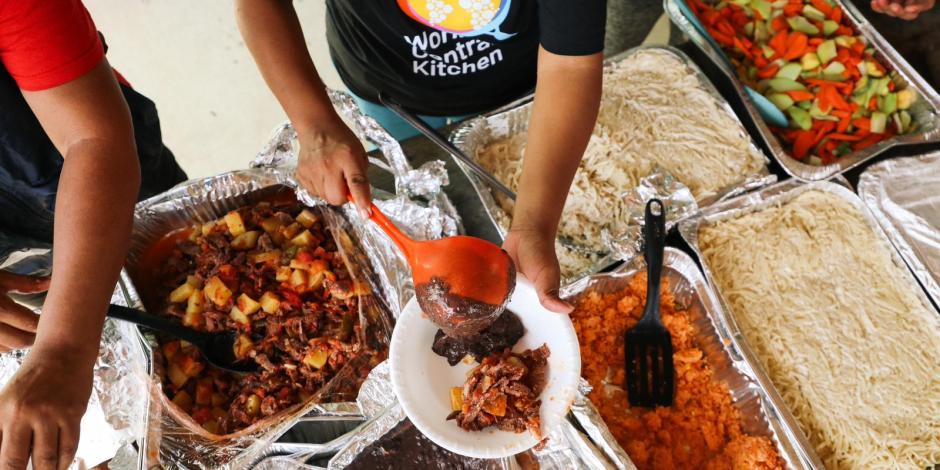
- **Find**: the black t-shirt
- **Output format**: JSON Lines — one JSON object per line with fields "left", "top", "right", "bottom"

{"left": 325, "top": 0, "right": 607, "bottom": 116}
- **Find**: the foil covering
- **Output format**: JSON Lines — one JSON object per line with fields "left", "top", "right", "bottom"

{"left": 859, "top": 152, "right": 940, "bottom": 309}
{"left": 561, "top": 248, "right": 809, "bottom": 470}
{"left": 450, "top": 45, "right": 774, "bottom": 278}
{"left": 0, "top": 285, "right": 148, "bottom": 469}
{"left": 123, "top": 88, "right": 460, "bottom": 468}
{"left": 665, "top": 0, "right": 940, "bottom": 181}
{"left": 677, "top": 177, "right": 940, "bottom": 469}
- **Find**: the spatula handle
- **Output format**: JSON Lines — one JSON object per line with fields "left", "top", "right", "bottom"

{"left": 346, "top": 193, "right": 416, "bottom": 257}
{"left": 106, "top": 304, "right": 207, "bottom": 346}
{"left": 642, "top": 199, "right": 666, "bottom": 324}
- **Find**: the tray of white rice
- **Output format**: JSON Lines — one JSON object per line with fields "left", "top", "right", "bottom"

{"left": 450, "top": 45, "right": 773, "bottom": 282}
{"left": 679, "top": 178, "right": 940, "bottom": 470}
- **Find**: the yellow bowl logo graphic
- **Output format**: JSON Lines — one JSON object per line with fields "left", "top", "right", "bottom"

{"left": 398, "top": 0, "right": 513, "bottom": 38}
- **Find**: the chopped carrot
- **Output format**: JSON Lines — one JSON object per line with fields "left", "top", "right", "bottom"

{"left": 784, "top": 3, "right": 803, "bottom": 16}
{"left": 831, "top": 6, "right": 844, "bottom": 22}
{"left": 784, "top": 33, "right": 809, "bottom": 61}
{"left": 853, "top": 118, "right": 871, "bottom": 132}
{"left": 853, "top": 134, "right": 887, "bottom": 151}
{"left": 809, "top": 38, "right": 825, "bottom": 46}
{"left": 771, "top": 15, "right": 788, "bottom": 32}
{"left": 812, "top": 0, "right": 834, "bottom": 15}
{"left": 786, "top": 90, "right": 815, "bottom": 102}
{"left": 837, "top": 115, "right": 851, "bottom": 133}
{"left": 793, "top": 131, "right": 816, "bottom": 159}
{"left": 826, "top": 133, "right": 864, "bottom": 141}
{"left": 836, "top": 26, "right": 853, "bottom": 36}
{"left": 757, "top": 64, "right": 781, "bottom": 79}
{"left": 769, "top": 30, "right": 789, "bottom": 57}
{"left": 868, "top": 96, "right": 878, "bottom": 111}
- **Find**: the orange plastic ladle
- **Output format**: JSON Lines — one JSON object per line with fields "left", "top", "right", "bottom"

{"left": 353, "top": 196, "right": 515, "bottom": 338}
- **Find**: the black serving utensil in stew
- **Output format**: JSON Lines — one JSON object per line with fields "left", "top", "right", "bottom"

{"left": 107, "top": 304, "right": 258, "bottom": 373}
{"left": 624, "top": 199, "right": 675, "bottom": 407}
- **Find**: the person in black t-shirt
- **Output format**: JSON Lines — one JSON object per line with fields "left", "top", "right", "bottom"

{"left": 237, "top": 0, "right": 607, "bottom": 313}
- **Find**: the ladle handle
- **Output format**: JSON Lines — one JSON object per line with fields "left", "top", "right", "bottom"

{"left": 107, "top": 304, "right": 208, "bottom": 347}
{"left": 347, "top": 194, "right": 416, "bottom": 257}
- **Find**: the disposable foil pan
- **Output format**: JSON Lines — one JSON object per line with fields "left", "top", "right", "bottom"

{"left": 450, "top": 45, "right": 774, "bottom": 280}
{"left": 859, "top": 152, "right": 940, "bottom": 309}
{"left": 678, "top": 178, "right": 940, "bottom": 469}
{"left": 561, "top": 248, "right": 807, "bottom": 470}
{"left": 665, "top": 0, "right": 940, "bottom": 180}
{"left": 121, "top": 168, "right": 400, "bottom": 469}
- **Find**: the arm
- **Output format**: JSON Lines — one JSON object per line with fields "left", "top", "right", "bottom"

{"left": 235, "top": 0, "right": 371, "bottom": 217}
{"left": 502, "top": 48, "right": 603, "bottom": 313}
{"left": 871, "top": 0, "right": 934, "bottom": 19}
{"left": 0, "top": 59, "right": 140, "bottom": 470}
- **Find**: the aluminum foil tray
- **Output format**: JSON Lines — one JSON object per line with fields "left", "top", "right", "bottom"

{"left": 678, "top": 178, "right": 940, "bottom": 469}
{"left": 665, "top": 0, "right": 940, "bottom": 181}
{"left": 449, "top": 45, "right": 774, "bottom": 281}
{"left": 561, "top": 248, "right": 808, "bottom": 470}
{"left": 859, "top": 152, "right": 940, "bottom": 310}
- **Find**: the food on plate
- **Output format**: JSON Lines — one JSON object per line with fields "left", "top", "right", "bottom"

{"left": 448, "top": 345, "right": 550, "bottom": 439}
{"left": 150, "top": 201, "right": 378, "bottom": 434}
{"left": 689, "top": 0, "right": 917, "bottom": 164}
{"left": 476, "top": 49, "right": 765, "bottom": 279}
{"left": 432, "top": 310, "right": 525, "bottom": 366}
{"left": 699, "top": 190, "right": 940, "bottom": 469}
{"left": 570, "top": 274, "right": 784, "bottom": 470}
{"left": 345, "top": 420, "right": 503, "bottom": 470}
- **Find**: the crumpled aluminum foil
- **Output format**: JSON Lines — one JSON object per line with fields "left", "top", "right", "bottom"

{"left": 859, "top": 152, "right": 940, "bottom": 309}
{"left": 603, "top": 170, "right": 698, "bottom": 262}
{"left": 0, "top": 285, "right": 148, "bottom": 469}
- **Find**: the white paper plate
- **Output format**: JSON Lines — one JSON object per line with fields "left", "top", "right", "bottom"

{"left": 389, "top": 276, "right": 581, "bottom": 459}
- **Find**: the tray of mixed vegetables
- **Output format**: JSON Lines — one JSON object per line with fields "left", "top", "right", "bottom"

{"left": 665, "top": 0, "right": 940, "bottom": 180}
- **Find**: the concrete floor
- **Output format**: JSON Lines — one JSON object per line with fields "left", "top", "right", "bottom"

{"left": 84, "top": 1, "right": 670, "bottom": 180}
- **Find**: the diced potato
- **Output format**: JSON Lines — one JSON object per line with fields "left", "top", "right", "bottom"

{"left": 246, "top": 394, "right": 261, "bottom": 417}
{"left": 296, "top": 209, "right": 319, "bottom": 228}
{"left": 211, "top": 393, "right": 227, "bottom": 408}
{"left": 186, "top": 290, "right": 205, "bottom": 316}
{"left": 180, "top": 340, "right": 193, "bottom": 350}
{"left": 231, "top": 231, "right": 260, "bottom": 251}
{"left": 275, "top": 266, "right": 292, "bottom": 282}
{"left": 179, "top": 355, "right": 205, "bottom": 378}
{"left": 259, "top": 291, "right": 280, "bottom": 314}
{"left": 280, "top": 222, "right": 302, "bottom": 240}
{"left": 201, "top": 222, "right": 218, "bottom": 236}
{"left": 303, "top": 348, "right": 329, "bottom": 369}
{"left": 259, "top": 217, "right": 283, "bottom": 234}
{"left": 307, "top": 271, "right": 325, "bottom": 290}
{"left": 290, "top": 229, "right": 315, "bottom": 247}
{"left": 185, "top": 275, "right": 201, "bottom": 287}
{"left": 237, "top": 293, "right": 261, "bottom": 315}
{"left": 450, "top": 387, "right": 464, "bottom": 412}
{"left": 182, "top": 308, "right": 203, "bottom": 329}
{"left": 289, "top": 269, "right": 308, "bottom": 289}
{"left": 162, "top": 341, "right": 181, "bottom": 361}
{"left": 233, "top": 334, "right": 254, "bottom": 359}
{"left": 249, "top": 250, "right": 281, "bottom": 267}
{"left": 224, "top": 211, "right": 247, "bottom": 236}
{"left": 195, "top": 380, "right": 214, "bottom": 406}
{"left": 204, "top": 276, "right": 232, "bottom": 308}
{"left": 291, "top": 258, "right": 328, "bottom": 273}
{"left": 171, "top": 390, "right": 194, "bottom": 413}
{"left": 169, "top": 282, "right": 196, "bottom": 304}
{"left": 897, "top": 88, "right": 916, "bottom": 110}
{"left": 201, "top": 421, "right": 220, "bottom": 434}
{"left": 167, "top": 362, "right": 189, "bottom": 388}
{"left": 482, "top": 394, "right": 507, "bottom": 417}
{"left": 229, "top": 306, "right": 250, "bottom": 325}
{"left": 211, "top": 407, "right": 227, "bottom": 420}
{"left": 353, "top": 282, "right": 371, "bottom": 296}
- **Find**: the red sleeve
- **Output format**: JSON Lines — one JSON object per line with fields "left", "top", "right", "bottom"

{"left": 0, "top": 0, "right": 104, "bottom": 91}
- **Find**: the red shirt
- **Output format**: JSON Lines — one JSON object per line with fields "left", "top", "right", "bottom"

{"left": 0, "top": 0, "right": 105, "bottom": 91}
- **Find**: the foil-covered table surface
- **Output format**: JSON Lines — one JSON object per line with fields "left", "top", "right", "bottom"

{"left": 858, "top": 152, "right": 940, "bottom": 310}
{"left": 450, "top": 45, "right": 775, "bottom": 281}
{"left": 678, "top": 177, "right": 940, "bottom": 469}
{"left": 665, "top": 0, "right": 940, "bottom": 181}
{"left": 561, "top": 248, "right": 807, "bottom": 470}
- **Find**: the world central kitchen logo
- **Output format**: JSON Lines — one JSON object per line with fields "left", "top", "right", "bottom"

{"left": 398, "top": 0, "right": 513, "bottom": 77}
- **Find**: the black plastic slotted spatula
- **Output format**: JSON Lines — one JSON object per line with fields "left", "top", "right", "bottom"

{"left": 624, "top": 199, "right": 675, "bottom": 407}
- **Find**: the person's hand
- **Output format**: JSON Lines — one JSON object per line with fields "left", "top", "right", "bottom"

{"left": 872, "top": 0, "right": 934, "bottom": 20}
{"left": 0, "top": 272, "right": 49, "bottom": 353}
{"left": 502, "top": 229, "right": 573, "bottom": 314}
{"left": 0, "top": 346, "right": 92, "bottom": 470}
{"left": 294, "top": 119, "right": 372, "bottom": 219}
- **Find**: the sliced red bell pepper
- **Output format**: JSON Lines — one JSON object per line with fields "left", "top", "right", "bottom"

{"left": 786, "top": 90, "right": 815, "bottom": 101}
{"left": 784, "top": 33, "right": 809, "bottom": 61}
{"left": 757, "top": 64, "right": 781, "bottom": 78}
{"left": 826, "top": 133, "right": 864, "bottom": 141}
{"left": 793, "top": 130, "right": 816, "bottom": 159}
{"left": 769, "top": 30, "right": 789, "bottom": 57}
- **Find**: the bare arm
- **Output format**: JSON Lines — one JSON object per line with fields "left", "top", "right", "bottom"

{"left": 0, "top": 59, "right": 140, "bottom": 470}
{"left": 503, "top": 48, "right": 603, "bottom": 312}
{"left": 235, "top": 0, "right": 371, "bottom": 215}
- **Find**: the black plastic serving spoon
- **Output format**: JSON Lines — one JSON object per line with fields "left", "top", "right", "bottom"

{"left": 106, "top": 304, "right": 258, "bottom": 373}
